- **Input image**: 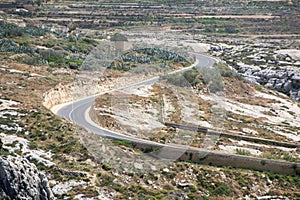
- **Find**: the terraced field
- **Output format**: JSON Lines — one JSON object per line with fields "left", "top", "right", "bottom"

{"left": 1, "top": 0, "right": 299, "bottom": 34}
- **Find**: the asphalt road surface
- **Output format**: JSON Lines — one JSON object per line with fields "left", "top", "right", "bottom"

{"left": 56, "top": 54, "right": 216, "bottom": 146}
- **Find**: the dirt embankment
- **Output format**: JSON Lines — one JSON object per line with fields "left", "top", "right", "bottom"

{"left": 42, "top": 71, "right": 156, "bottom": 111}
{"left": 42, "top": 79, "right": 109, "bottom": 110}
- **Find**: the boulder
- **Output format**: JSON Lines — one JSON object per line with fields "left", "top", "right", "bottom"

{"left": 292, "top": 74, "right": 300, "bottom": 82}
{"left": 283, "top": 80, "right": 292, "bottom": 92}
{"left": 274, "top": 79, "right": 286, "bottom": 90}
{"left": 264, "top": 78, "right": 276, "bottom": 88}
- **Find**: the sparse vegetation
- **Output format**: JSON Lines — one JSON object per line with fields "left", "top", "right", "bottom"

{"left": 211, "top": 183, "right": 232, "bottom": 196}
{"left": 0, "top": 39, "right": 34, "bottom": 54}
{"left": 112, "top": 139, "right": 134, "bottom": 148}
{"left": 235, "top": 148, "right": 251, "bottom": 156}
{"left": 0, "top": 0, "right": 299, "bottom": 199}
{"left": 110, "top": 33, "right": 128, "bottom": 41}
{"left": 198, "top": 67, "right": 224, "bottom": 93}
{"left": 161, "top": 72, "right": 191, "bottom": 87}
{"left": 109, "top": 47, "right": 190, "bottom": 71}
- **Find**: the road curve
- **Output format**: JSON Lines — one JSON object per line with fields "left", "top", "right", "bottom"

{"left": 54, "top": 54, "right": 300, "bottom": 174}
{"left": 56, "top": 54, "right": 216, "bottom": 146}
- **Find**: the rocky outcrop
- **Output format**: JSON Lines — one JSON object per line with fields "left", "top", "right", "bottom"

{"left": 210, "top": 43, "right": 300, "bottom": 102}
{"left": 0, "top": 155, "right": 54, "bottom": 200}
{"left": 237, "top": 63, "right": 300, "bottom": 101}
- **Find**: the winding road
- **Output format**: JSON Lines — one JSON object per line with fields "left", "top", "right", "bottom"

{"left": 54, "top": 53, "right": 300, "bottom": 174}
{"left": 56, "top": 54, "right": 216, "bottom": 145}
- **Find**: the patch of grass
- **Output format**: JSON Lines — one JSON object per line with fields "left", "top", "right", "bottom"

{"left": 260, "top": 152, "right": 297, "bottom": 162}
{"left": 235, "top": 148, "right": 251, "bottom": 156}
{"left": 112, "top": 139, "right": 134, "bottom": 148}
{"left": 282, "top": 153, "right": 296, "bottom": 162}
{"left": 255, "top": 86, "right": 263, "bottom": 91}
{"left": 150, "top": 96, "right": 159, "bottom": 103}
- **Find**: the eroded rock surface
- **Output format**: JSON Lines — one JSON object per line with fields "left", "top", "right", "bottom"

{"left": 0, "top": 155, "right": 54, "bottom": 200}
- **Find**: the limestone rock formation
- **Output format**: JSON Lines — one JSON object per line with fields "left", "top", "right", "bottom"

{"left": 0, "top": 155, "right": 54, "bottom": 200}
{"left": 237, "top": 63, "right": 300, "bottom": 101}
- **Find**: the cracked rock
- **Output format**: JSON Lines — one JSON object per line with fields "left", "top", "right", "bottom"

{"left": 0, "top": 155, "right": 54, "bottom": 200}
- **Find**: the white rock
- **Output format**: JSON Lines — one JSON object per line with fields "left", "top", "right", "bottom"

{"left": 162, "top": 168, "right": 169, "bottom": 173}
{"left": 242, "top": 128, "right": 258, "bottom": 135}
{"left": 133, "top": 162, "right": 143, "bottom": 170}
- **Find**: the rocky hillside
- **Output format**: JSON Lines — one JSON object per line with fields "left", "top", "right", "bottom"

{"left": 92, "top": 62, "right": 300, "bottom": 163}
{"left": 0, "top": 0, "right": 299, "bottom": 199}
{"left": 210, "top": 38, "right": 300, "bottom": 101}
{"left": 0, "top": 29, "right": 299, "bottom": 198}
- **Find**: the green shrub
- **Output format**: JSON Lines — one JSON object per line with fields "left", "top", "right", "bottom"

{"left": 0, "top": 39, "right": 34, "bottom": 54}
{"left": 255, "top": 86, "right": 263, "bottom": 91}
{"left": 29, "top": 141, "right": 38, "bottom": 149}
{"left": 162, "top": 183, "right": 174, "bottom": 191}
{"left": 183, "top": 68, "right": 202, "bottom": 86}
{"left": 0, "top": 21, "right": 48, "bottom": 38}
{"left": 199, "top": 67, "right": 224, "bottom": 93}
{"left": 110, "top": 33, "right": 128, "bottom": 41}
{"left": 108, "top": 47, "right": 190, "bottom": 71}
{"left": 102, "top": 163, "right": 112, "bottom": 171}
{"left": 161, "top": 73, "right": 190, "bottom": 87}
